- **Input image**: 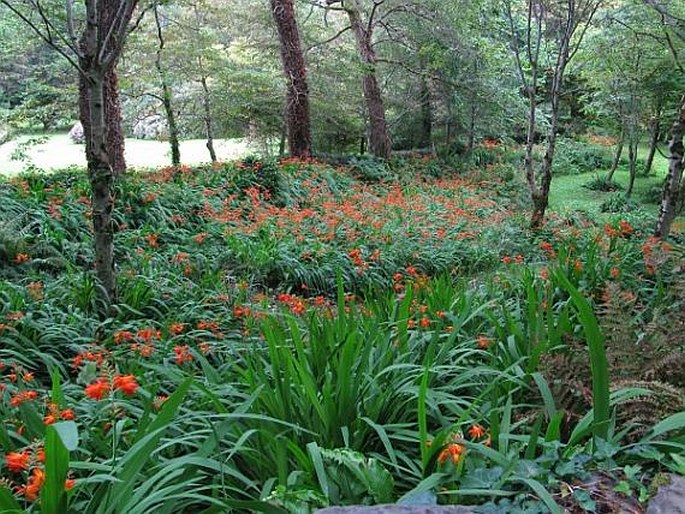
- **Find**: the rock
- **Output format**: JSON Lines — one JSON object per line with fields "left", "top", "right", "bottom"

{"left": 316, "top": 507, "right": 475, "bottom": 514}
{"left": 0, "top": 123, "right": 11, "bottom": 145}
{"left": 132, "top": 115, "right": 168, "bottom": 141}
{"left": 69, "top": 121, "right": 84, "bottom": 144}
{"left": 647, "top": 474, "right": 685, "bottom": 514}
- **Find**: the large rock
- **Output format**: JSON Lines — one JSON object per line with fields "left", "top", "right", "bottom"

{"left": 316, "top": 507, "right": 475, "bottom": 514}
{"left": 647, "top": 474, "right": 685, "bottom": 514}
{"left": 132, "top": 115, "right": 168, "bottom": 141}
{"left": 69, "top": 121, "right": 84, "bottom": 144}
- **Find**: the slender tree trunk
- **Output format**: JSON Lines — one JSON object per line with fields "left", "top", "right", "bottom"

{"left": 154, "top": 3, "right": 181, "bottom": 166}
{"left": 279, "top": 118, "right": 287, "bottom": 158}
{"left": 656, "top": 94, "right": 685, "bottom": 238}
{"left": 533, "top": 33, "right": 571, "bottom": 228}
{"left": 271, "top": 0, "right": 312, "bottom": 158}
{"left": 199, "top": 71, "right": 217, "bottom": 163}
{"left": 84, "top": 73, "right": 117, "bottom": 305}
{"left": 419, "top": 74, "right": 432, "bottom": 149}
{"left": 343, "top": 0, "right": 391, "bottom": 159}
{"left": 523, "top": 85, "right": 538, "bottom": 207}
{"left": 467, "top": 101, "right": 476, "bottom": 153}
{"left": 626, "top": 135, "right": 638, "bottom": 197}
{"left": 644, "top": 115, "right": 661, "bottom": 176}
{"left": 607, "top": 129, "right": 624, "bottom": 181}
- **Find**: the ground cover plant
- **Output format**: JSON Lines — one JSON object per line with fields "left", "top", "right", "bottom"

{"left": 0, "top": 151, "right": 683, "bottom": 513}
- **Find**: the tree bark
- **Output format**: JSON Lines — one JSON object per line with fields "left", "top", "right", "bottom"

{"left": 154, "top": 2, "right": 181, "bottom": 166}
{"left": 419, "top": 74, "right": 432, "bottom": 149}
{"left": 199, "top": 70, "right": 217, "bottom": 163}
{"left": 655, "top": 94, "right": 685, "bottom": 238}
{"left": 79, "top": 70, "right": 126, "bottom": 175}
{"left": 78, "top": 0, "right": 126, "bottom": 176}
{"left": 532, "top": 25, "right": 571, "bottom": 228}
{"left": 271, "top": 0, "right": 312, "bottom": 158}
{"left": 84, "top": 73, "right": 117, "bottom": 305}
{"left": 626, "top": 135, "right": 638, "bottom": 197}
{"left": 607, "top": 129, "right": 624, "bottom": 181}
{"left": 343, "top": 0, "right": 391, "bottom": 159}
{"left": 644, "top": 114, "right": 661, "bottom": 176}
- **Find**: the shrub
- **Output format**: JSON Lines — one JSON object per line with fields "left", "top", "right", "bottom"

{"left": 552, "top": 138, "right": 613, "bottom": 176}
{"left": 348, "top": 156, "right": 393, "bottom": 183}
{"left": 582, "top": 175, "right": 623, "bottom": 192}
{"left": 600, "top": 193, "right": 637, "bottom": 213}
{"left": 641, "top": 184, "right": 664, "bottom": 205}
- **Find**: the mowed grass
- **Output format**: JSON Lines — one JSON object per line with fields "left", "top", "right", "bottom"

{"left": 0, "top": 133, "right": 252, "bottom": 175}
{"left": 550, "top": 143, "right": 669, "bottom": 217}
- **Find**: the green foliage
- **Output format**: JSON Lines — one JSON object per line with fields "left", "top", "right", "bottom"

{"left": 600, "top": 193, "right": 637, "bottom": 213}
{"left": 582, "top": 175, "right": 623, "bottom": 192}
{"left": 552, "top": 138, "right": 613, "bottom": 176}
{"left": 0, "top": 158, "right": 682, "bottom": 513}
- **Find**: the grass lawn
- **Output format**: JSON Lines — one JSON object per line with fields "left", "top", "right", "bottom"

{"left": 550, "top": 143, "right": 670, "bottom": 218}
{"left": 0, "top": 133, "right": 252, "bottom": 175}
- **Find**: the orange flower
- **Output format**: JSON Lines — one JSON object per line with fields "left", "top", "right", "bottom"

{"left": 438, "top": 443, "right": 464, "bottom": 464}
{"left": 14, "top": 253, "right": 30, "bottom": 264}
{"left": 477, "top": 335, "right": 491, "bottom": 349}
{"left": 145, "top": 233, "right": 159, "bottom": 248}
{"left": 64, "top": 478, "right": 76, "bottom": 491}
{"left": 174, "top": 345, "right": 193, "bottom": 365}
{"left": 610, "top": 267, "right": 621, "bottom": 279}
{"left": 5, "top": 451, "right": 30, "bottom": 472}
{"left": 22, "top": 467, "right": 45, "bottom": 501}
{"left": 169, "top": 322, "right": 185, "bottom": 335}
{"left": 84, "top": 379, "right": 110, "bottom": 400}
{"left": 113, "top": 331, "right": 134, "bottom": 344}
{"left": 468, "top": 424, "right": 485, "bottom": 439}
{"left": 60, "top": 409, "right": 76, "bottom": 420}
{"left": 113, "top": 375, "right": 139, "bottom": 396}
{"left": 43, "top": 414, "right": 58, "bottom": 426}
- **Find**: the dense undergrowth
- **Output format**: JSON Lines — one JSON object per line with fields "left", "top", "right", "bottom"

{"left": 0, "top": 152, "right": 684, "bottom": 513}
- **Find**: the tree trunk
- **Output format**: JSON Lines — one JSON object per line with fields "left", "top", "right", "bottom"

{"left": 533, "top": 32, "right": 571, "bottom": 228}
{"left": 626, "top": 135, "right": 638, "bottom": 197}
{"left": 466, "top": 100, "right": 476, "bottom": 153}
{"left": 79, "top": 69, "right": 126, "bottom": 175}
{"left": 79, "top": 0, "right": 126, "bottom": 176}
{"left": 655, "top": 94, "right": 685, "bottom": 238}
{"left": 154, "top": 2, "right": 181, "bottom": 166}
{"left": 607, "top": 130, "right": 624, "bottom": 181}
{"left": 344, "top": 0, "right": 391, "bottom": 159}
{"left": 523, "top": 85, "right": 538, "bottom": 204}
{"left": 419, "top": 74, "right": 432, "bottom": 149}
{"left": 279, "top": 118, "right": 287, "bottom": 158}
{"left": 199, "top": 71, "right": 217, "bottom": 163}
{"left": 84, "top": 73, "right": 117, "bottom": 305}
{"left": 271, "top": 0, "right": 312, "bottom": 158}
{"left": 644, "top": 115, "right": 661, "bottom": 176}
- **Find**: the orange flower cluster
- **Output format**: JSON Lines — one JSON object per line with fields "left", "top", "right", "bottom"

{"left": 277, "top": 293, "right": 307, "bottom": 316}
{"left": 9, "top": 390, "right": 38, "bottom": 408}
{"left": 174, "top": 345, "right": 193, "bottom": 365}
{"left": 14, "top": 253, "right": 30, "bottom": 264}
{"left": 43, "top": 402, "right": 76, "bottom": 426}
{"left": 85, "top": 375, "right": 138, "bottom": 400}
